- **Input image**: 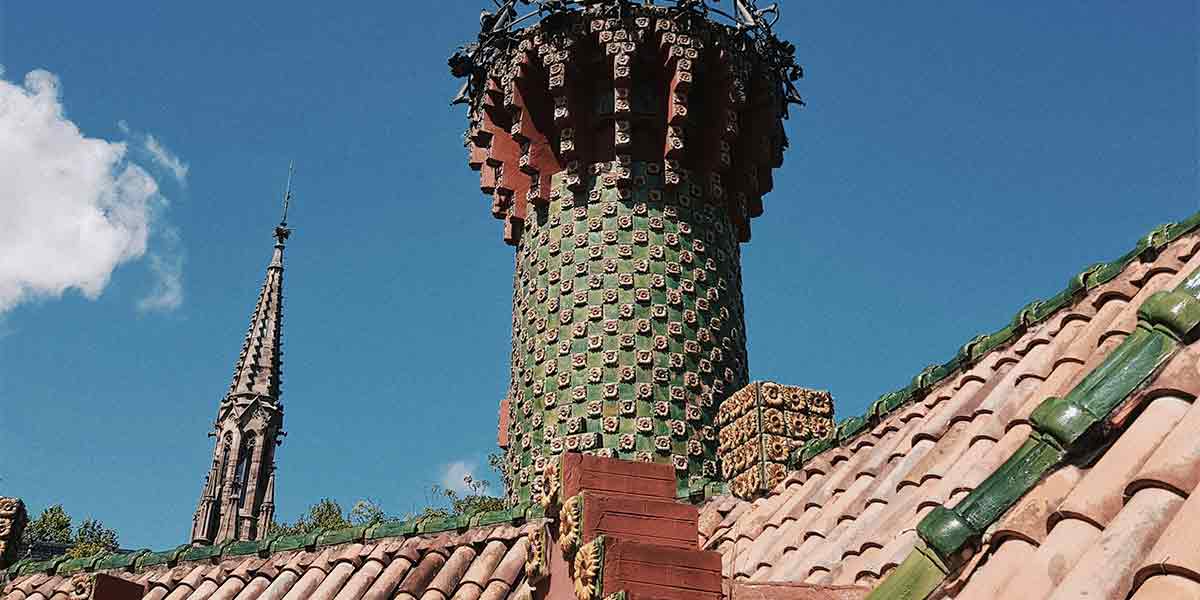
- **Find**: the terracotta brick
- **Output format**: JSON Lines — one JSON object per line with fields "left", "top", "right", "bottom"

{"left": 598, "top": 538, "right": 722, "bottom": 600}
{"left": 562, "top": 454, "right": 676, "bottom": 502}
{"left": 579, "top": 492, "right": 698, "bottom": 551}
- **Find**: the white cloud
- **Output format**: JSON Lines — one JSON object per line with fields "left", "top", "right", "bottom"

{"left": 0, "top": 69, "right": 183, "bottom": 314}
{"left": 440, "top": 461, "right": 476, "bottom": 494}
{"left": 137, "top": 227, "right": 184, "bottom": 312}
{"left": 143, "top": 134, "right": 188, "bottom": 184}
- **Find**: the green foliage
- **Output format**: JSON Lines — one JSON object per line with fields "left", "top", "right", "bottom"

{"left": 66, "top": 519, "right": 119, "bottom": 559}
{"left": 22, "top": 504, "right": 72, "bottom": 546}
{"left": 19, "top": 504, "right": 119, "bottom": 559}
{"left": 271, "top": 461, "right": 509, "bottom": 537}
{"left": 412, "top": 473, "right": 506, "bottom": 522}
{"left": 269, "top": 498, "right": 395, "bottom": 536}
{"left": 487, "top": 451, "right": 512, "bottom": 501}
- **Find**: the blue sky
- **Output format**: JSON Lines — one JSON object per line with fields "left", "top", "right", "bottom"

{"left": 0, "top": 1, "right": 1194, "bottom": 550}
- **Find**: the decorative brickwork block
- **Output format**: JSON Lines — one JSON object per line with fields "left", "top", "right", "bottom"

{"left": 717, "top": 382, "right": 834, "bottom": 499}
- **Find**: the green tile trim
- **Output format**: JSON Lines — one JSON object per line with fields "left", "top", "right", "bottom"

{"left": 365, "top": 518, "right": 417, "bottom": 540}
{"left": 8, "top": 504, "right": 544, "bottom": 580}
{"left": 269, "top": 532, "right": 313, "bottom": 553}
{"left": 584, "top": 535, "right": 607, "bottom": 600}
{"left": 919, "top": 433, "right": 1066, "bottom": 562}
{"left": 315, "top": 525, "right": 367, "bottom": 547}
{"left": 868, "top": 256, "right": 1200, "bottom": 598}
{"left": 864, "top": 543, "right": 950, "bottom": 600}
{"left": 55, "top": 554, "right": 101, "bottom": 575}
{"left": 134, "top": 544, "right": 190, "bottom": 569}
{"left": 6, "top": 559, "right": 33, "bottom": 578}
{"left": 180, "top": 541, "right": 228, "bottom": 562}
{"left": 17, "top": 555, "right": 68, "bottom": 577}
{"left": 224, "top": 539, "right": 261, "bottom": 557}
{"left": 792, "top": 212, "right": 1200, "bottom": 473}
{"left": 94, "top": 549, "right": 149, "bottom": 571}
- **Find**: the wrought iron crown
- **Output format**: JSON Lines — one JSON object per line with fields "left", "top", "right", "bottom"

{"left": 449, "top": 0, "right": 803, "bottom": 117}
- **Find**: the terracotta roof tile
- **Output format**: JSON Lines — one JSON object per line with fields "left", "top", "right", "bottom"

{"left": 1129, "top": 398, "right": 1200, "bottom": 497}
{"left": 421, "top": 545, "right": 476, "bottom": 600}
{"left": 991, "top": 465, "right": 1084, "bottom": 545}
{"left": 1131, "top": 575, "right": 1200, "bottom": 600}
{"left": 1, "top": 522, "right": 540, "bottom": 600}
{"left": 451, "top": 540, "right": 507, "bottom": 600}
{"left": 698, "top": 229, "right": 1200, "bottom": 598}
{"left": 1134, "top": 479, "right": 1200, "bottom": 589}
{"left": 1046, "top": 487, "right": 1185, "bottom": 600}
{"left": 1054, "top": 395, "right": 1191, "bottom": 528}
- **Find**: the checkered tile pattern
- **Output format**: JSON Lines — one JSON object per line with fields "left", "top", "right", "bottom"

{"left": 502, "top": 160, "right": 749, "bottom": 503}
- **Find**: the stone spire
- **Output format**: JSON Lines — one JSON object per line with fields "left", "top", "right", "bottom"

{"left": 191, "top": 169, "right": 293, "bottom": 545}
{"left": 450, "top": 2, "right": 803, "bottom": 503}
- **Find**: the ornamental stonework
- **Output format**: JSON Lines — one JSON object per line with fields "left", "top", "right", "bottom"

{"left": 0, "top": 496, "right": 28, "bottom": 570}
{"left": 717, "top": 381, "right": 834, "bottom": 499}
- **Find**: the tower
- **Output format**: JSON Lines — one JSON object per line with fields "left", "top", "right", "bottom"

{"left": 190, "top": 173, "right": 293, "bottom": 544}
{"left": 451, "top": 1, "right": 802, "bottom": 503}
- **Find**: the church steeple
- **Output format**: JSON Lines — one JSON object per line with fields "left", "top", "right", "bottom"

{"left": 191, "top": 167, "right": 293, "bottom": 545}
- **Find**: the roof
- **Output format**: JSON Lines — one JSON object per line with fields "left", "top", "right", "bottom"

{"left": 3, "top": 512, "right": 544, "bottom": 600}
{"left": 699, "top": 214, "right": 1200, "bottom": 599}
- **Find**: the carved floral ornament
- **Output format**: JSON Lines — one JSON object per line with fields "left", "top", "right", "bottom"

{"left": 67, "top": 573, "right": 95, "bottom": 600}
{"left": 540, "top": 458, "right": 561, "bottom": 510}
{"left": 0, "top": 497, "right": 20, "bottom": 516}
{"left": 573, "top": 537, "right": 603, "bottom": 600}
{"left": 559, "top": 494, "right": 584, "bottom": 557}
{"left": 524, "top": 524, "right": 549, "bottom": 584}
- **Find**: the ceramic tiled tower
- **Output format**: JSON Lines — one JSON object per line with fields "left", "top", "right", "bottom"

{"left": 190, "top": 214, "right": 291, "bottom": 545}
{"left": 452, "top": 1, "right": 803, "bottom": 504}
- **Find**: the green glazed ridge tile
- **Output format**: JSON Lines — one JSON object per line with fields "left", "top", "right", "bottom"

{"left": 95, "top": 549, "right": 148, "bottom": 571}
{"left": 366, "top": 519, "right": 417, "bottom": 540}
{"left": 316, "top": 525, "right": 367, "bottom": 547}
{"left": 415, "top": 516, "right": 460, "bottom": 534}
{"left": 135, "top": 544, "right": 191, "bottom": 569}
{"left": 180, "top": 541, "right": 227, "bottom": 562}
{"left": 7, "top": 559, "right": 32, "bottom": 578}
{"left": 269, "top": 533, "right": 312, "bottom": 553}
{"left": 55, "top": 554, "right": 101, "bottom": 575}
{"left": 224, "top": 539, "right": 261, "bottom": 557}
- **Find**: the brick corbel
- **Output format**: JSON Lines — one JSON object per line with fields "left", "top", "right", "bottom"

{"left": 541, "top": 454, "right": 722, "bottom": 600}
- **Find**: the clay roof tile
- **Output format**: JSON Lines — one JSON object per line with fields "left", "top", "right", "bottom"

{"left": 486, "top": 537, "right": 527, "bottom": 590}
{"left": 452, "top": 540, "right": 509, "bottom": 600}
{"left": 1130, "top": 574, "right": 1200, "bottom": 600}
{"left": 1133, "top": 481, "right": 1200, "bottom": 591}
{"left": 1047, "top": 487, "right": 1185, "bottom": 600}
{"left": 420, "top": 545, "right": 478, "bottom": 600}
{"left": 1129, "top": 398, "right": 1200, "bottom": 497}
{"left": 360, "top": 549, "right": 416, "bottom": 600}
{"left": 1054, "top": 395, "right": 1191, "bottom": 529}
{"left": 991, "top": 465, "right": 1085, "bottom": 546}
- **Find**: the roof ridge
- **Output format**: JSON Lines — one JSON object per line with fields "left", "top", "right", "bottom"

{"left": 6, "top": 503, "right": 546, "bottom": 580}
{"left": 789, "top": 210, "right": 1200, "bottom": 470}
